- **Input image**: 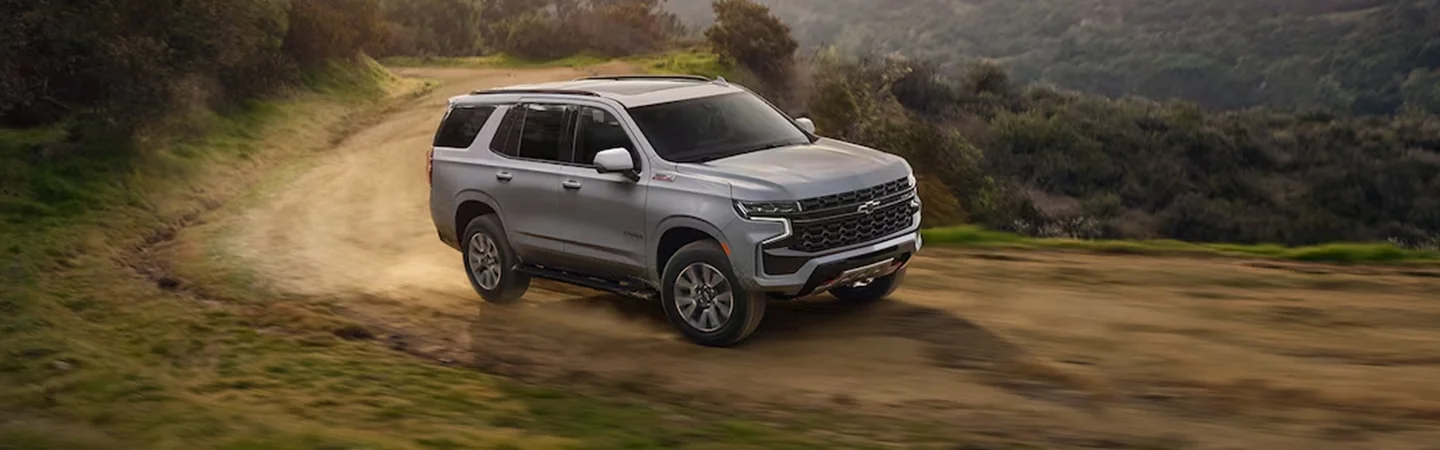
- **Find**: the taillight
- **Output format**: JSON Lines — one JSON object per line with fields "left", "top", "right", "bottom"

{"left": 426, "top": 148, "right": 434, "bottom": 186}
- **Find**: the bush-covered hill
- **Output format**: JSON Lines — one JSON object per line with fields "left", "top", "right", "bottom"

{"left": 798, "top": 54, "right": 1440, "bottom": 247}
{"left": 685, "top": 0, "right": 1440, "bottom": 247}
{"left": 669, "top": 0, "right": 1440, "bottom": 115}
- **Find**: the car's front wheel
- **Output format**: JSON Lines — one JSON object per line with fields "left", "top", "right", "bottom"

{"left": 462, "top": 215, "right": 530, "bottom": 303}
{"left": 661, "top": 241, "right": 766, "bottom": 347}
{"left": 829, "top": 268, "right": 906, "bottom": 304}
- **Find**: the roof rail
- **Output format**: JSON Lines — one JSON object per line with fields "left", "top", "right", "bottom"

{"left": 469, "top": 88, "right": 601, "bottom": 96}
{"left": 572, "top": 74, "right": 712, "bottom": 82}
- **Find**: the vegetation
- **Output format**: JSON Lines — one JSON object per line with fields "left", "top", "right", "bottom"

{"left": 668, "top": 0, "right": 1440, "bottom": 116}
{"left": 380, "top": 47, "right": 733, "bottom": 79}
{"left": 704, "top": 0, "right": 798, "bottom": 86}
{"left": 1, "top": 0, "right": 387, "bottom": 131}
{"left": 795, "top": 51, "right": 1440, "bottom": 248}
{"left": 378, "top": 0, "right": 687, "bottom": 60}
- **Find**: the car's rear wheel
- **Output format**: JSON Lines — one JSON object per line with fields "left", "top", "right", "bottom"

{"left": 463, "top": 215, "right": 529, "bottom": 303}
{"left": 661, "top": 241, "right": 765, "bottom": 347}
{"left": 829, "top": 268, "right": 906, "bottom": 304}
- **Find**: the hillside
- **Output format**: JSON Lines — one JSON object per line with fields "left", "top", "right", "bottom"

{"left": 668, "top": 0, "right": 1440, "bottom": 115}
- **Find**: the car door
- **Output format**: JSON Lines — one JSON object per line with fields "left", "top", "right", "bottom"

{"left": 556, "top": 105, "right": 650, "bottom": 278}
{"left": 486, "top": 103, "right": 575, "bottom": 264}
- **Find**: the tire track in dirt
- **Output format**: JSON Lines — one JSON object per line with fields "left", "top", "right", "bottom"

{"left": 219, "top": 65, "right": 1440, "bottom": 449}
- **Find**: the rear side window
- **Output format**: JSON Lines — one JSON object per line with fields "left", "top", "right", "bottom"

{"left": 489, "top": 106, "right": 525, "bottom": 156}
{"left": 433, "top": 105, "right": 497, "bottom": 148}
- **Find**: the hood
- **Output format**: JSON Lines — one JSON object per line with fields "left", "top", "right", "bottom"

{"left": 675, "top": 138, "right": 913, "bottom": 201}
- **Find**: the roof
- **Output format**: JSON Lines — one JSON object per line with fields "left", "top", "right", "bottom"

{"left": 458, "top": 75, "right": 747, "bottom": 108}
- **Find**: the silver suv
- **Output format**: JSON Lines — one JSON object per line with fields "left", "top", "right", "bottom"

{"left": 428, "top": 75, "right": 922, "bottom": 347}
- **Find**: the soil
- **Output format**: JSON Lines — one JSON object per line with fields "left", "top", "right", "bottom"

{"left": 221, "top": 66, "right": 1440, "bottom": 449}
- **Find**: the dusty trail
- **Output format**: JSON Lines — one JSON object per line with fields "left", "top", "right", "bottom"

{"left": 225, "top": 66, "right": 1440, "bottom": 449}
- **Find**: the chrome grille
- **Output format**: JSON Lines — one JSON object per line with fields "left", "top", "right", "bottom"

{"left": 769, "top": 177, "right": 917, "bottom": 253}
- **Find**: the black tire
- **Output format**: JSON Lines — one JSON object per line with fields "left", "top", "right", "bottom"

{"left": 829, "top": 268, "right": 906, "bottom": 304}
{"left": 462, "top": 215, "right": 530, "bottom": 303}
{"left": 661, "top": 240, "right": 766, "bottom": 347}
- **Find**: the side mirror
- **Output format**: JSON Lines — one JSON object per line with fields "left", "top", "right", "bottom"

{"left": 795, "top": 117, "right": 816, "bottom": 134}
{"left": 593, "top": 148, "right": 635, "bottom": 175}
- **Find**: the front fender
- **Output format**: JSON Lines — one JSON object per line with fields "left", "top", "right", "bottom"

{"left": 650, "top": 215, "right": 733, "bottom": 281}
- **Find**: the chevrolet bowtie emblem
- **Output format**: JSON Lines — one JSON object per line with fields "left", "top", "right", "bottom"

{"left": 857, "top": 200, "right": 882, "bottom": 214}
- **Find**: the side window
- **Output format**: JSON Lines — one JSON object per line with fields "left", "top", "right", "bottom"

{"left": 433, "top": 105, "right": 497, "bottom": 148}
{"left": 489, "top": 105, "right": 524, "bottom": 156}
{"left": 574, "top": 107, "right": 636, "bottom": 166}
{"left": 516, "top": 104, "right": 572, "bottom": 163}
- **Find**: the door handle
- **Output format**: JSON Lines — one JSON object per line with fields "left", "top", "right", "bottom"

{"left": 496, "top": 171, "right": 513, "bottom": 182}
{"left": 562, "top": 179, "right": 582, "bottom": 190}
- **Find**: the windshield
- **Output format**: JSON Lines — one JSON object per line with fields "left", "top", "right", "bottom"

{"left": 628, "top": 92, "right": 812, "bottom": 163}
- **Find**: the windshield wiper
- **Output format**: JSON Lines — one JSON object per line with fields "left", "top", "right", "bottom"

{"left": 749, "top": 140, "right": 798, "bottom": 153}
{"left": 674, "top": 139, "right": 806, "bottom": 164}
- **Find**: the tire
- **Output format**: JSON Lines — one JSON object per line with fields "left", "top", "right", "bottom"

{"left": 462, "top": 214, "right": 530, "bottom": 303}
{"left": 829, "top": 268, "right": 906, "bottom": 304}
{"left": 661, "top": 240, "right": 766, "bottom": 347}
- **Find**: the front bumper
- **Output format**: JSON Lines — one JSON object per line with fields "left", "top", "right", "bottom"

{"left": 733, "top": 227, "right": 922, "bottom": 297}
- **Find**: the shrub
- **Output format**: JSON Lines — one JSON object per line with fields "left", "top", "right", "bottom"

{"left": 378, "top": 0, "right": 487, "bottom": 57}
{"left": 704, "top": 0, "right": 798, "bottom": 86}
{"left": 285, "top": 0, "right": 387, "bottom": 67}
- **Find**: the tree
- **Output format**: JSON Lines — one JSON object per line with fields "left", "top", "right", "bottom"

{"left": 704, "top": 0, "right": 798, "bottom": 85}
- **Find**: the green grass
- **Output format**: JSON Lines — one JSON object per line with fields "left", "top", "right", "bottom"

{"left": 379, "top": 48, "right": 735, "bottom": 79}
{"left": 0, "top": 56, "right": 402, "bottom": 233}
{"left": 624, "top": 48, "right": 733, "bottom": 79}
{"left": 922, "top": 225, "right": 1440, "bottom": 265}
{"left": 380, "top": 52, "right": 613, "bottom": 70}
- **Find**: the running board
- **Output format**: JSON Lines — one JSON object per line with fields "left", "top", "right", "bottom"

{"left": 517, "top": 265, "right": 658, "bottom": 301}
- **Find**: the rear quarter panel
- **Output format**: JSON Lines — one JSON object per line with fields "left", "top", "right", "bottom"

{"left": 428, "top": 103, "right": 510, "bottom": 248}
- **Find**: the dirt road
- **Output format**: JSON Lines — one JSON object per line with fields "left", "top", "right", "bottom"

{"left": 223, "top": 66, "right": 1440, "bottom": 449}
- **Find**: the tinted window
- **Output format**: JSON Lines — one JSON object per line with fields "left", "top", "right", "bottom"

{"left": 574, "top": 107, "right": 634, "bottom": 166}
{"left": 433, "top": 105, "right": 497, "bottom": 148}
{"left": 489, "top": 106, "right": 524, "bottom": 156}
{"left": 628, "top": 92, "right": 811, "bottom": 163}
{"left": 516, "top": 104, "right": 571, "bottom": 162}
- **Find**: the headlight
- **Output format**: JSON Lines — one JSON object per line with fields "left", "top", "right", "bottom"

{"left": 734, "top": 200, "right": 802, "bottom": 219}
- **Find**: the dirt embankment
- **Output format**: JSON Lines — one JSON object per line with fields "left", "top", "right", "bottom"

{"left": 217, "top": 65, "right": 1440, "bottom": 449}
